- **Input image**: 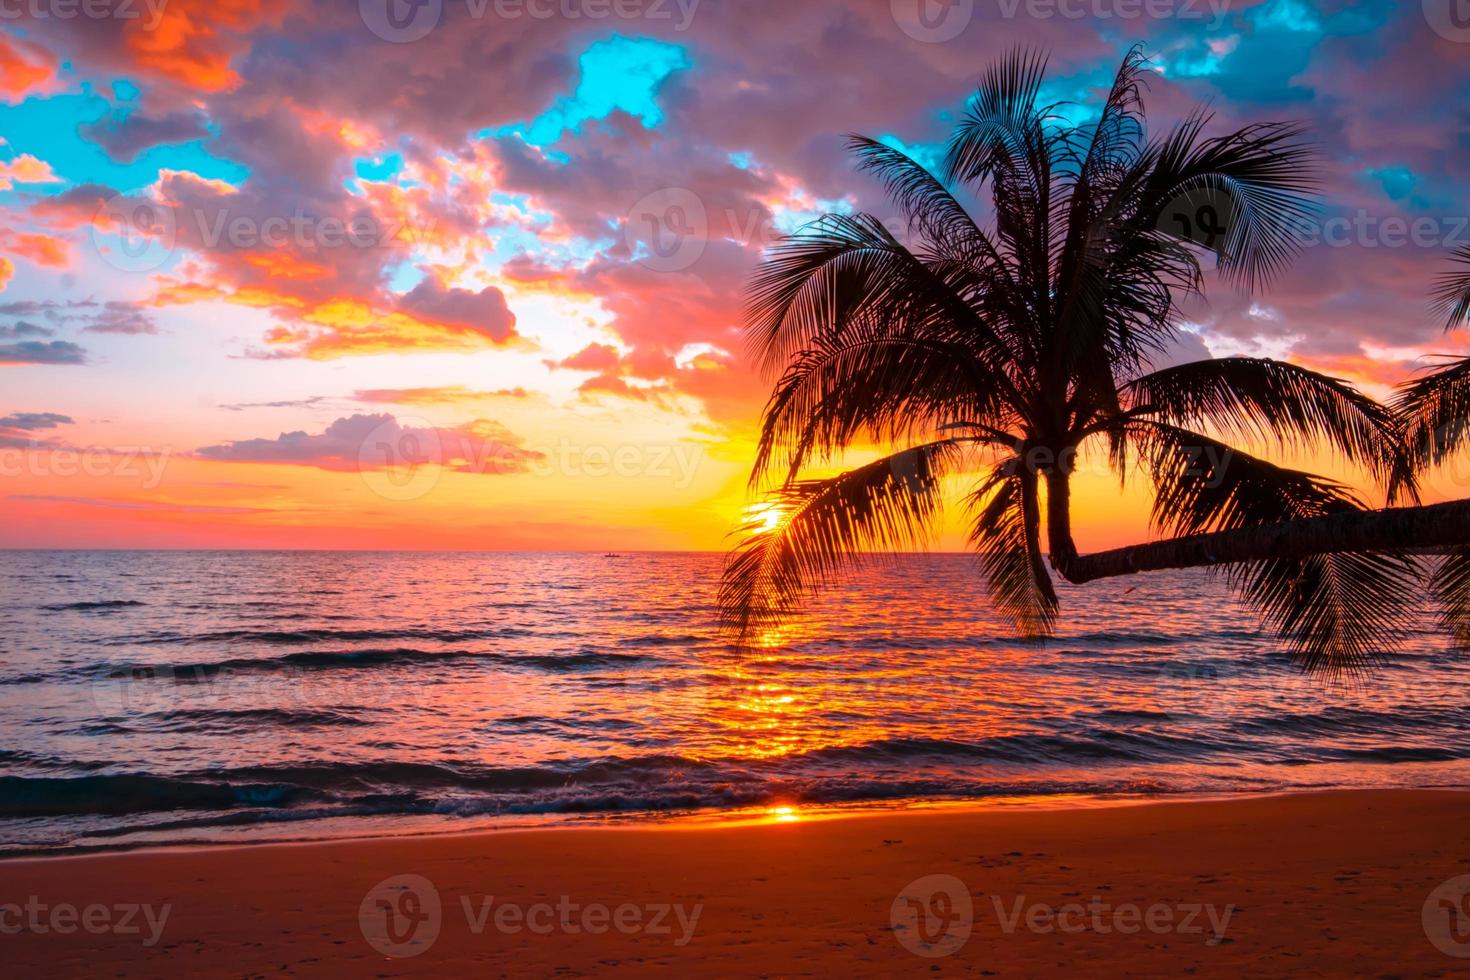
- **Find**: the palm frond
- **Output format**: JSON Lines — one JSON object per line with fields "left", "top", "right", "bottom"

{"left": 1126, "top": 356, "right": 1405, "bottom": 489}
{"left": 1130, "top": 420, "right": 1417, "bottom": 671}
{"left": 746, "top": 214, "right": 1015, "bottom": 379}
{"left": 719, "top": 441, "right": 961, "bottom": 643}
{"left": 942, "top": 48, "right": 1051, "bottom": 189}
{"left": 1226, "top": 546, "right": 1418, "bottom": 674}
{"left": 1076, "top": 45, "right": 1150, "bottom": 177}
{"left": 969, "top": 463, "right": 1057, "bottom": 638}
{"left": 1431, "top": 548, "right": 1470, "bottom": 650}
{"left": 846, "top": 135, "right": 1000, "bottom": 263}
{"left": 1395, "top": 355, "right": 1470, "bottom": 473}
{"left": 1130, "top": 114, "right": 1319, "bottom": 291}
{"left": 1431, "top": 244, "right": 1470, "bottom": 329}
{"left": 751, "top": 327, "right": 1009, "bottom": 486}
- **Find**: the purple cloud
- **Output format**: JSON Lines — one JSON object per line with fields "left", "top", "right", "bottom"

{"left": 0, "top": 341, "right": 87, "bottom": 365}
{"left": 396, "top": 279, "right": 518, "bottom": 343}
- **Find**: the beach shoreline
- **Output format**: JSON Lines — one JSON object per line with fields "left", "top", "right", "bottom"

{"left": 7, "top": 788, "right": 1468, "bottom": 975}
{"left": 0, "top": 788, "right": 1301, "bottom": 861}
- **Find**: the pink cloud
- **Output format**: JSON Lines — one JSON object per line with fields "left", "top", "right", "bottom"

{"left": 195, "top": 412, "right": 544, "bottom": 475}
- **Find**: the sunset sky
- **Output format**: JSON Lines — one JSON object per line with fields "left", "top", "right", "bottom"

{"left": 2, "top": 0, "right": 1468, "bottom": 551}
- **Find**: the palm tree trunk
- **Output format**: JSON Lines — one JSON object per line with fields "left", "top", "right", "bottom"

{"left": 1020, "top": 470, "right": 1056, "bottom": 604}
{"left": 1044, "top": 469, "right": 1079, "bottom": 572}
{"left": 1048, "top": 498, "right": 1470, "bottom": 585}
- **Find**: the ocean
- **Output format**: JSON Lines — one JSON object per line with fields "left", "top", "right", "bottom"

{"left": 2, "top": 550, "right": 1468, "bottom": 854}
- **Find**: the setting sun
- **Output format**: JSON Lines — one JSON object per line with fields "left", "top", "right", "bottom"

{"left": 742, "top": 501, "right": 791, "bottom": 534}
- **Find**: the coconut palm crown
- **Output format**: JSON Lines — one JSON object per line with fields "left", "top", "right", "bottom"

{"left": 719, "top": 47, "right": 1417, "bottom": 672}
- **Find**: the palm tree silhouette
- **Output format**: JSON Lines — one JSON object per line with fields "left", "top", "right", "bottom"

{"left": 720, "top": 48, "right": 1423, "bottom": 671}
{"left": 1393, "top": 247, "right": 1470, "bottom": 644}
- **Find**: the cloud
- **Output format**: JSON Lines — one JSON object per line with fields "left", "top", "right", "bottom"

{"left": 79, "top": 109, "right": 212, "bottom": 163}
{"left": 0, "top": 410, "right": 74, "bottom": 448}
{"left": 395, "top": 278, "right": 518, "bottom": 344}
{"left": 552, "top": 343, "right": 622, "bottom": 373}
{"left": 0, "top": 322, "right": 54, "bottom": 338}
{"left": 0, "top": 341, "right": 86, "bottom": 365}
{"left": 0, "top": 412, "right": 73, "bottom": 430}
{"left": 219, "top": 396, "right": 328, "bottom": 412}
{"left": 84, "top": 301, "right": 159, "bottom": 335}
{"left": 0, "top": 153, "right": 61, "bottom": 190}
{"left": 0, "top": 229, "right": 70, "bottom": 268}
{"left": 17, "top": 0, "right": 290, "bottom": 94}
{"left": 0, "top": 36, "right": 57, "bottom": 102}
{"left": 354, "top": 386, "right": 530, "bottom": 405}
{"left": 7, "top": 1, "right": 1470, "bottom": 439}
{"left": 58, "top": 168, "right": 525, "bottom": 359}
{"left": 0, "top": 298, "right": 157, "bottom": 335}
{"left": 195, "top": 412, "right": 544, "bottom": 475}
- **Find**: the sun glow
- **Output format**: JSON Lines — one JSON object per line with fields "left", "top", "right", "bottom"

{"left": 742, "top": 501, "right": 791, "bottom": 534}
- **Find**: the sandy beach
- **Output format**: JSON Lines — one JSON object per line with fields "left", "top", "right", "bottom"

{"left": 5, "top": 789, "right": 1468, "bottom": 976}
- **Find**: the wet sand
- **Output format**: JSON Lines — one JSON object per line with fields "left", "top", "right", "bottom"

{"left": 6, "top": 789, "right": 1469, "bottom": 976}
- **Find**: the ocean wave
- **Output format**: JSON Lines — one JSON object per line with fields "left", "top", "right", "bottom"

{"left": 103, "top": 626, "right": 535, "bottom": 646}
{"left": 0, "top": 756, "right": 1181, "bottom": 826}
{"left": 121, "top": 707, "right": 377, "bottom": 733}
{"left": 793, "top": 731, "right": 1231, "bottom": 767}
{"left": 1323, "top": 745, "right": 1468, "bottom": 763}
{"left": 615, "top": 633, "right": 711, "bottom": 648}
{"left": 517, "top": 652, "right": 660, "bottom": 672}
{"left": 0, "top": 774, "right": 313, "bottom": 818}
{"left": 42, "top": 600, "right": 145, "bottom": 612}
{"left": 87, "top": 647, "right": 661, "bottom": 680}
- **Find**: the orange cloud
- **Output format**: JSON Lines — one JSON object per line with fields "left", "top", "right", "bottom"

{"left": 240, "top": 252, "right": 333, "bottom": 281}
{"left": 2, "top": 230, "right": 71, "bottom": 269}
{"left": 148, "top": 280, "right": 523, "bottom": 360}
{"left": 0, "top": 153, "right": 62, "bottom": 190}
{"left": 287, "top": 298, "right": 520, "bottom": 359}
{"left": 355, "top": 386, "right": 531, "bottom": 405}
{"left": 124, "top": 0, "right": 288, "bottom": 91}
{"left": 0, "top": 37, "right": 57, "bottom": 103}
{"left": 0, "top": 257, "right": 12, "bottom": 293}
